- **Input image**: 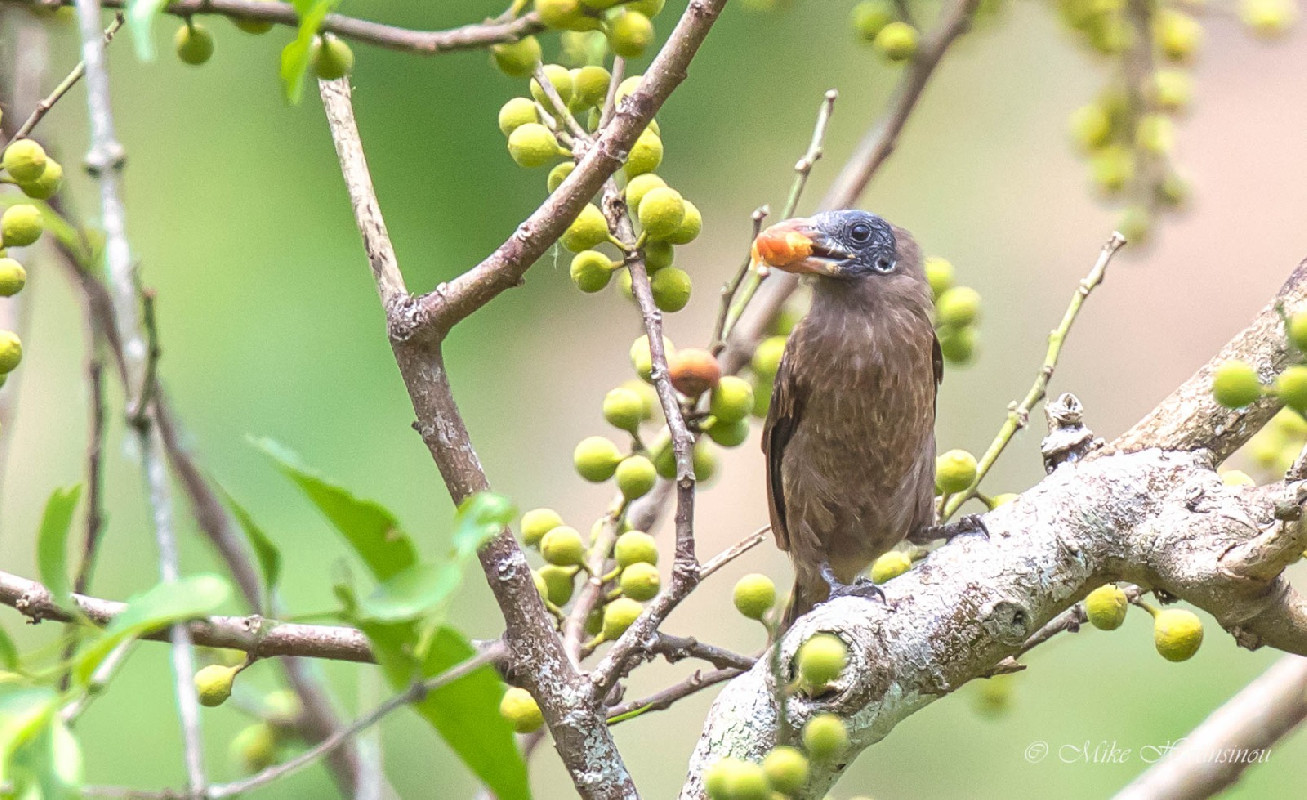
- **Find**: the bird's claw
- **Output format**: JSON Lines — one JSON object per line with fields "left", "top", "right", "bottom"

{"left": 911, "top": 513, "right": 990, "bottom": 545}
{"left": 819, "top": 563, "right": 888, "bottom": 605}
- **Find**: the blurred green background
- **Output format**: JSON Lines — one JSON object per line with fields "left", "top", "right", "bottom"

{"left": 3, "top": 0, "right": 1307, "bottom": 797}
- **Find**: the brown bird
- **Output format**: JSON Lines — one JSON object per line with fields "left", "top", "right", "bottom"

{"left": 755, "top": 210, "right": 941, "bottom": 628}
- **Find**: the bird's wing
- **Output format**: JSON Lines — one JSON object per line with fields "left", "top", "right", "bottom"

{"left": 762, "top": 346, "right": 804, "bottom": 553}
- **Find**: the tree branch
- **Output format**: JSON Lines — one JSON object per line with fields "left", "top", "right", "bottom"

{"left": 11, "top": 0, "right": 542, "bottom": 55}
{"left": 679, "top": 259, "right": 1307, "bottom": 798}
{"left": 1114, "top": 655, "right": 1307, "bottom": 800}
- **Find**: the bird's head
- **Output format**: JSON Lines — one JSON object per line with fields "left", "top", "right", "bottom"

{"left": 752, "top": 210, "right": 901, "bottom": 280}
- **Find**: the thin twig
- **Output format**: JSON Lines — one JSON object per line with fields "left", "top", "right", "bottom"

{"left": 71, "top": 0, "right": 206, "bottom": 790}
{"left": 128, "top": 289, "right": 160, "bottom": 426}
{"left": 651, "top": 633, "right": 757, "bottom": 671}
{"left": 942, "top": 232, "right": 1126, "bottom": 520}
{"left": 75, "top": 360, "right": 106, "bottom": 594}
{"left": 1, "top": 568, "right": 376, "bottom": 662}
{"left": 710, "top": 206, "right": 768, "bottom": 355}
{"left": 12, "top": 0, "right": 542, "bottom": 55}
{"left": 209, "top": 643, "right": 506, "bottom": 798}
{"left": 699, "top": 526, "right": 769, "bottom": 580}
{"left": 11, "top": 12, "right": 123, "bottom": 142}
{"left": 606, "top": 667, "right": 742, "bottom": 725}
{"left": 720, "top": 90, "right": 837, "bottom": 346}
{"left": 532, "top": 62, "right": 588, "bottom": 141}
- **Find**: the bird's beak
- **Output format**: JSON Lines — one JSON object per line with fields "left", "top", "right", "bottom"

{"left": 751, "top": 218, "right": 851, "bottom": 276}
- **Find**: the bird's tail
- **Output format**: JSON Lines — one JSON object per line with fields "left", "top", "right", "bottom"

{"left": 780, "top": 576, "right": 826, "bottom": 631}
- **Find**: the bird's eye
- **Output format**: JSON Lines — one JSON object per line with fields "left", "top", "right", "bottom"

{"left": 849, "top": 222, "right": 872, "bottom": 243}
{"left": 873, "top": 256, "right": 895, "bottom": 273}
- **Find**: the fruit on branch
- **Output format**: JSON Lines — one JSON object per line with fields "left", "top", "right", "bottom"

{"left": 499, "top": 687, "right": 545, "bottom": 733}
{"left": 575, "top": 435, "right": 624, "bottom": 482}
{"left": 630, "top": 333, "right": 676, "bottom": 382}
{"left": 602, "top": 596, "right": 643, "bottom": 638}
{"left": 194, "top": 664, "right": 240, "bottom": 707}
{"left": 704, "top": 758, "right": 768, "bottom": 800}
{"left": 531, "top": 64, "right": 577, "bottom": 107}
{"left": 624, "top": 128, "right": 664, "bottom": 177}
{"left": 17, "top": 158, "right": 62, "bottom": 200}
{"left": 935, "top": 449, "right": 978, "bottom": 495}
{"left": 761, "top": 746, "right": 810, "bottom": 795}
{"left": 537, "top": 565, "right": 578, "bottom": 605}
{"left": 937, "top": 324, "right": 976, "bottom": 366}
{"left": 801, "top": 713, "right": 849, "bottom": 761}
{"left": 1152, "top": 608, "right": 1204, "bottom": 662}
{"left": 1240, "top": 0, "right": 1298, "bottom": 38}
{"left": 230, "top": 723, "right": 279, "bottom": 773}
{"left": 492, "top": 35, "right": 543, "bottom": 77}
{"left": 694, "top": 439, "right": 719, "bottom": 483}
{"left": 870, "top": 550, "right": 911, "bottom": 584}
{"left": 1154, "top": 9, "right": 1202, "bottom": 63}
{"left": 312, "top": 35, "right": 355, "bottom": 80}
{"left": 0, "top": 259, "right": 26, "bottom": 297}
{"left": 570, "top": 249, "right": 617, "bottom": 293}
{"left": 874, "top": 21, "right": 919, "bottom": 62}
{"left": 667, "top": 348, "right": 721, "bottom": 397}
{"left": 561, "top": 204, "right": 611, "bottom": 251}
{"left": 1151, "top": 69, "right": 1193, "bottom": 114}
{"left": 750, "top": 335, "right": 786, "bottom": 381}
{"left": 643, "top": 238, "right": 674, "bottom": 271}
{"left": 637, "top": 186, "right": 687, "bottom": 240}
{"left": 796, "top": 633, "right": 847, "bottom": 691}
{"left": 541, "top": 525, "right": 587, "bottom": 566}
{"left": 507, "top": 122, "right": 563, "bottom": 168}
{"left": 1134, "top": 114, "right": 1175, "bottom": 155}
{"left": 520, "top": 507, "right": 565, "bottom": 547}
{"left": 1088, "top": 145, "right": 1133, "bottom": 195}
{"left": 666, "top": 200, "right": 702, "bottom": 245}
{"left": 175, "top": 22, "right": 215, "bottom": 66}
{"left": 935, "top": 285, "right": 981, "bottom": 328}
{"left": 1069, "top": 103, "right": 1112, "bottom": 152}
{"left": 536, "top": 0, "right": 604, "bottom": 31}
{"left": 651, "top": 266, "right": 693, "bottom": 312}
{"left": 1211, "top": 359, "right": 1263, "bottom": 408}
{"left": 603, "top": 386, "right": 646, "bottom": 433}
{"left": 2, "top": 139, "right": 47, "bottom": 184}
{"left": 624, "top": 173, "right": 666, "bottom": 214}
{"left": 498, "top": 97, "right": 541, "bottom": 136}
{"left": 616, "top": 454, "right": 658, "bottom": 499}
{"left": 1220, "top": 469, "right": 1255, "bottom": 487}
{"left": 0, "top": 205, "right": 43, "bottom": 249}
{"left": 1085, "top": 584, "right": 1129, "bottom": 631}
{"left": 1273, "top": 366, "right": 1307, "bottom": 414}
{"left": 732, "top": 573, "right": 777, "bottom": 620}
{"left": 614, "top": 530, "right": 658, "bottom": 567}
{"left": 922, "top": 257, "right": 955, "bottom": 300}
{"left": 627, "top": 0, "right": 666, "bottom": 17}
{"left": 547, "top": 161, "right": 575, "bottom": 192}
{"left": 710, "top": 377, "right": 755, "bottom": 425}
{"left": 851, "top": 0, "right": 896, "bottom": 42}
{"left": 571, "top": 65, "right": 612, "bottom": 108}
{"left": 706, "top": 416, "right": 750, "bottom": 448}
{"left": 1290, "top": 312, "right": 1307, "bottom": 353}
{"left": 618, "top": 562, "right": 660, "bottom": 601}
{"left": 232, "top": 0, "right": 275, "bottom": 35}
{"left": 608, "top": 10, "right": 654, "bottom": 58}
{"left": 0, "top": 331, "right": 22, "bottom": 374}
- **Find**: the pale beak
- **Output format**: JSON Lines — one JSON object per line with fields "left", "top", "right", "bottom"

{"left": 751, "top": 218, "right": 851, "bottom": 276}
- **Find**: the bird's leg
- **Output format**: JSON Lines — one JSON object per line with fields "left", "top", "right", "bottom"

{"left": 910, "top": 513, "right": 990, "bottom": 545}
{"left": 820, "top": 561, "right": 886, "bottom": 604}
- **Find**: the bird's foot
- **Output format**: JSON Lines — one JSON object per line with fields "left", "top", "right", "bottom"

{"left": 912, "top": 514, "right": 990, "bottom": 545}
{"left": 820, "top": 562, "right": 887, "bottom": 605}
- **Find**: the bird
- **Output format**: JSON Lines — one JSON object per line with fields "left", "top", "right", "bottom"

{"left": 753, "top": 209, "right": 941, "bottom": 629}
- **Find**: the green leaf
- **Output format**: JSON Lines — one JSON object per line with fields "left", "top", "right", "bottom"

{"left": 217, "top": 486, "right": 283, "bottom": 612}
{"left": 36, "top": 485, "right": 83, "bottom": 611}
{"left": 0, "top": 624, "right": 17, "bottom": 671}
{"left": 451, "top": 492, "right": 515, "bottom": 560}
{"left": 252, "top": 437, "right": 417, "bottom": 582}
{"left": 8, "top": 716, "right": 82, "bottom": 800}
{"left": 126, "top": 0, "right": 171, "bottom": 61}
{"left": 356, "top": 563, "right": 461, "bottom": 623}
{"left": 363, "top": 623, "right": 529, "bottom": 800}
{"left": 279, "top": 0, "right": 341, "bottom": 104}
{"left": 0, "top": 686, "right": 58, "bottom": 786}
{"left": 72, "top": 574, "right": 231, "bottom": 686}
